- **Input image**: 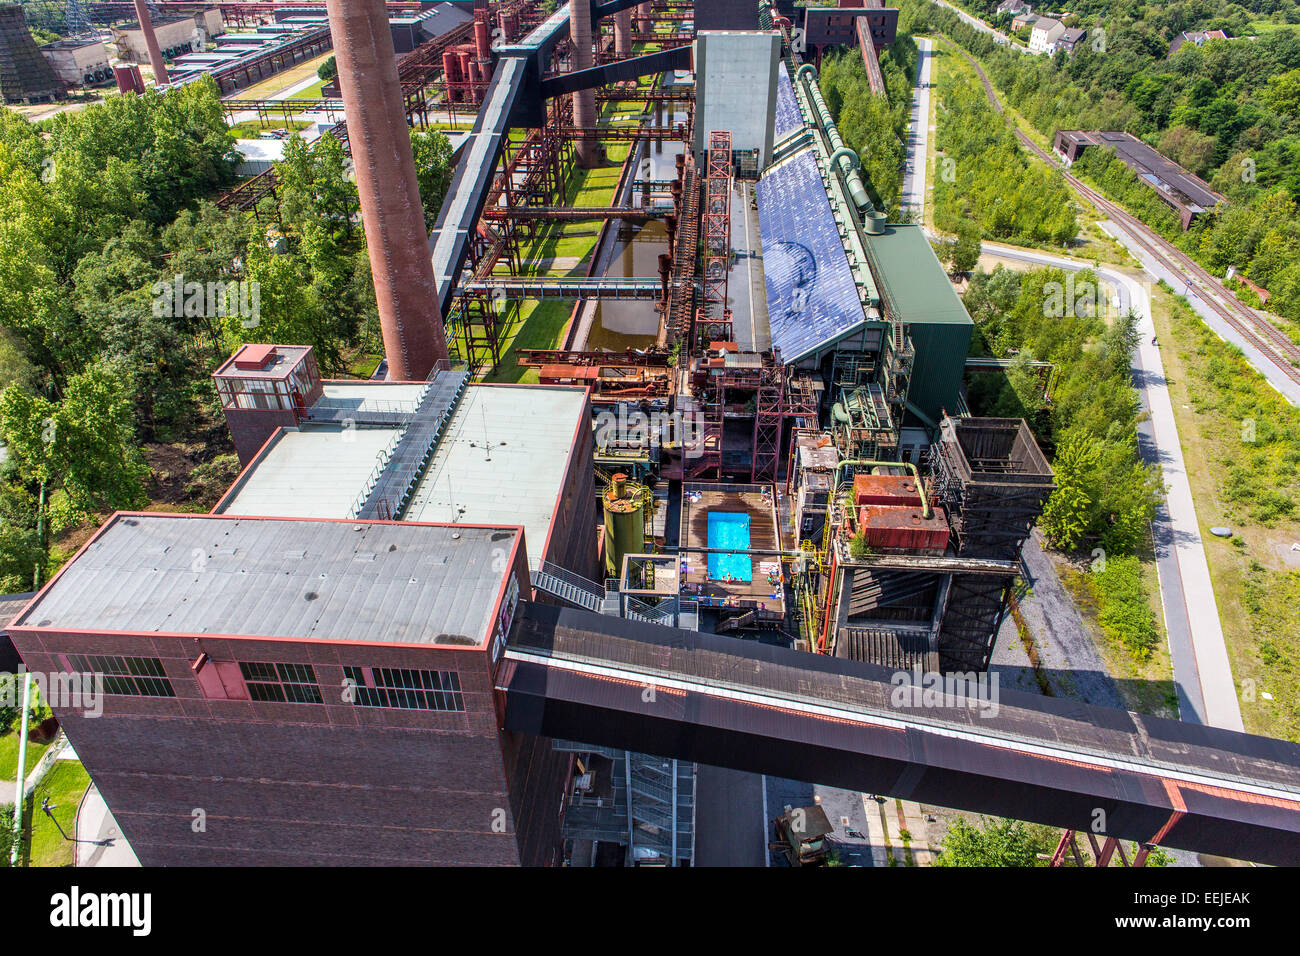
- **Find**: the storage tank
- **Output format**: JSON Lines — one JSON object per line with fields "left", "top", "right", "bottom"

{"left": 442, "top": 51, "right": 463, "bottom": 102}
{"left": 602, "top": 473, "right": 646, "bottom": 578}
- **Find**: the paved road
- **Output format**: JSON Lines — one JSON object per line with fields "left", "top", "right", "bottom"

{"left": 899, "top": 36, "right": 933, "bottom": 218}
{"left": 693, "top": 765, "right": 768, "bottom": 866}
{"left": 982, "top": 241, "right": 1244, "bottom": 731}
{"left": 929, "top": 0, "right": 1030, "bottom": 52}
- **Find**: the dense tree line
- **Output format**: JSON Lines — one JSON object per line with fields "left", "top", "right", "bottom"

{"left": 817, "top": 36, "right": 919, "bottom": 212}
{"left": 0, "top": 78, "right": 454, "bottom": 591}
{"left": 903, "top": 0, "right": 1300, "bottom": 326}
{"left": 931, "top": 67, "right": 1079, "bottom": 246}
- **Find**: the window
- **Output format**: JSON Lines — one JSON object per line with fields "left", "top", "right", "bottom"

{"left": 239, "top": 661, "right": 323, "bottom": 704}
{"left": 66, "top": 654, "right": 174, "bottom": 697}
{"left": 343, "top": 666, "right": 464, "bottom": 712}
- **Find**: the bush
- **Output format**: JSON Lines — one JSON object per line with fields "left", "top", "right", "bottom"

{"left": 1090, "top": 555, "right": 1159, "bottom": 661}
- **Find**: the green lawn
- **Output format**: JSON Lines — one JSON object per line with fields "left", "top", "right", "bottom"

{"left": 0, "top": 715, "right": 50, "bottom": 784}
{"left": 22, "top": 761, "right": 91, "bottom": 868}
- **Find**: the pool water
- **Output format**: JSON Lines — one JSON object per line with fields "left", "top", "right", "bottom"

{"left": 707, "top": 512, "right": 752, "bottom": 582}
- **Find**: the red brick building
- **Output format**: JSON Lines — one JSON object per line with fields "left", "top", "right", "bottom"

{"left": 8, "top": 513, "right": 570, "bottom": 866}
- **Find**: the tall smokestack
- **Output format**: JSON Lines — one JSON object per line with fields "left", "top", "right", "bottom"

{"left": 324, "top": 0, "right": 449, "bottom": 382}
{"left": 132, "top": 0, "right": 169, "bottom": 85}
{"left": 637, "top": 2, "right": 652, "bottom": 35}
{"left": 614, "top": 9, "right": 632, "bottom": 57}
{"left": 569, "top": 0, "right": 600, "bottom": 167}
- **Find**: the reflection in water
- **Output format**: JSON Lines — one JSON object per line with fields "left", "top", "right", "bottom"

{"left": 586, "top": 220, "right": 667, "bottom": 351}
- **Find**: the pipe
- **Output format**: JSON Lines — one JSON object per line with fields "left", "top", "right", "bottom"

{"left": 9, "top": 672, "right": 31, "bottom": 865}
{"left": 833, "top": 458, "right": 933, "bottom": 519}
{"left": 797, "top": 64, "right": 875, "bottom": 215}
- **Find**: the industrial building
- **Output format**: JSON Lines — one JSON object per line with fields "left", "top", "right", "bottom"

{"left": 112, "top": 8, "right": 224, "bottom": 67}
{"left": 40, "top": 36, "right": 111, "bottom": 88}
{"left": 1054, "top": 129, "right": 1227, "bottom": 229}
{"left": 11, "top": 1, "right": 1300, "bottom": 869}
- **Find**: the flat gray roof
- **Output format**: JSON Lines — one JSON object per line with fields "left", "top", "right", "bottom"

{"left": 214, "top": 384, "right": 587, "bottom": 569}
{"left": 14, "top": 515, "right": 518, "bottom": 646}
{"left": 404, "top": 385, "right": 587, "bottom": 570}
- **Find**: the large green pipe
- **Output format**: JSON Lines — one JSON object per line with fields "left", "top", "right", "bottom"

{"left": 833, "top": 458, "right": 933, "bottom": 519}
{"left": 796, "top": 64, "right": 875, "bottom": 215}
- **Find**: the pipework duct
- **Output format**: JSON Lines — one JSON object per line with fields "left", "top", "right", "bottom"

{"left": 325, "top": 0, "right": 449, "bottom": 381}
{"left": 797, "top": 64, "right": 878, "bottom": 218}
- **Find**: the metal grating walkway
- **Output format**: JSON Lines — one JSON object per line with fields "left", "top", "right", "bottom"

{"left": 353, "top": 370, "right": 469, "bottom": 521}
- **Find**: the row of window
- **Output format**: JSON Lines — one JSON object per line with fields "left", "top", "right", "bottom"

{"left": 63, "top": 656, "right": 466, "bottom": 713}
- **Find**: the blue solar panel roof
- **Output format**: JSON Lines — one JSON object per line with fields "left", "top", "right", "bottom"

{"left": 756, "top": 152, "right": 865, "bottom": 362}
{"left": 775, "top": 63, "right": 804, "bottom": 140}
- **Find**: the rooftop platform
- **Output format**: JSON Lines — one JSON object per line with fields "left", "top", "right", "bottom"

{"left": 214, "top": 380, "right": 589, "bottom": 572}
{"left": 679, "top": 483, "right": 785, "bottom": 617}
{"left": 12, "top": 514, "right": 520, "bottom": 647}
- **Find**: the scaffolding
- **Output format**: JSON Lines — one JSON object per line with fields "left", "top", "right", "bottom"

{"left": 699, "top": 129, "right": 733, "bottom": 345}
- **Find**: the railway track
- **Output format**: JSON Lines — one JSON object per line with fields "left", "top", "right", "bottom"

{"left": 958, "top": 47, "right": 1300, "bottom": 388}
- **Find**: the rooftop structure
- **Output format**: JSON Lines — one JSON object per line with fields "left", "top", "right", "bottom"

{"left": 1054, "top": 129, "right": 1226, "bottom": 228}
{"left": 757, "top": 151, "right": 869, "bottom": 364}
{"left": 861, "top": 223, "right": 973, "bottom": 423}
{"left": 213, "top": 344, "right": 596, "bottom": 579}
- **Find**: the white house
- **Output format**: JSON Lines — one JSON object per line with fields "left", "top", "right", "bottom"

{"left": 1028, "top": 16, "right": 1066, "bottom": 53}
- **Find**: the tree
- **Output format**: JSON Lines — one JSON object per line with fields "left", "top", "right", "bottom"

{"left": 410, "top": 129, "right": 455, "bottom": 232}
{"left": 932, "top": 817, "right": 1049, "bottom": 867}
{"left": 1039, "top": 432, "right": 1101, "bottom": 552}
{"left": 951, "top": 221, "right": 983, "bottom": 275}
{"left": 318, "top": 55, "right": 338, "bottom": 82}
{"left": 0, "top": 362, "right": 149, "bottom": 589}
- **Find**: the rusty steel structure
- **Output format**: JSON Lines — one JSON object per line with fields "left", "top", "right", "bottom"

{"left": 698, "top": 130, "right": 733, "bottom": 345}
{"left": 325, "top": 0, "right": 447, "bottom": 381}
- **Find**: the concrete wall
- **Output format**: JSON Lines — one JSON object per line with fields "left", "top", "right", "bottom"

{"left": 693, "top": 31, "right": 781, "bottom": 169}
{"left": 42, "top": 42, "right": 110, "bottom": 86}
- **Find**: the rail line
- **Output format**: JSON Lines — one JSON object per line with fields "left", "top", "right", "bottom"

{"left": 957, "top": 47, "right": 1300, "bottom": 387}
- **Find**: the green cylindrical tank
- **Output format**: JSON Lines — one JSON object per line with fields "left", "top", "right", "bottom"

{"left": 603, "top": 472, "right": 646, "bottom": 579}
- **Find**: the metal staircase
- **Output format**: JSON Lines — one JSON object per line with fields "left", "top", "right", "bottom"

{"left": 532, "top": 561, "right": 605, "bottom": 613}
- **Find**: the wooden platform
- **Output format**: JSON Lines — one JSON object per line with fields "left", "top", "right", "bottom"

{"left": 679, "top": 484, "right": 785, "bottom": 616}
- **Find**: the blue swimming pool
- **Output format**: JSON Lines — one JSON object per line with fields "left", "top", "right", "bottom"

{"left": 707, "top": 511, "right": 752, "bottom": 582}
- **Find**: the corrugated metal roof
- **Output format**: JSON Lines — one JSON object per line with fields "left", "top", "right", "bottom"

{"left": 14, "top": 515, "right": 516, "bottom": 646}
{"left": 756, "top": 152, "right": 866, "bottom": 362}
